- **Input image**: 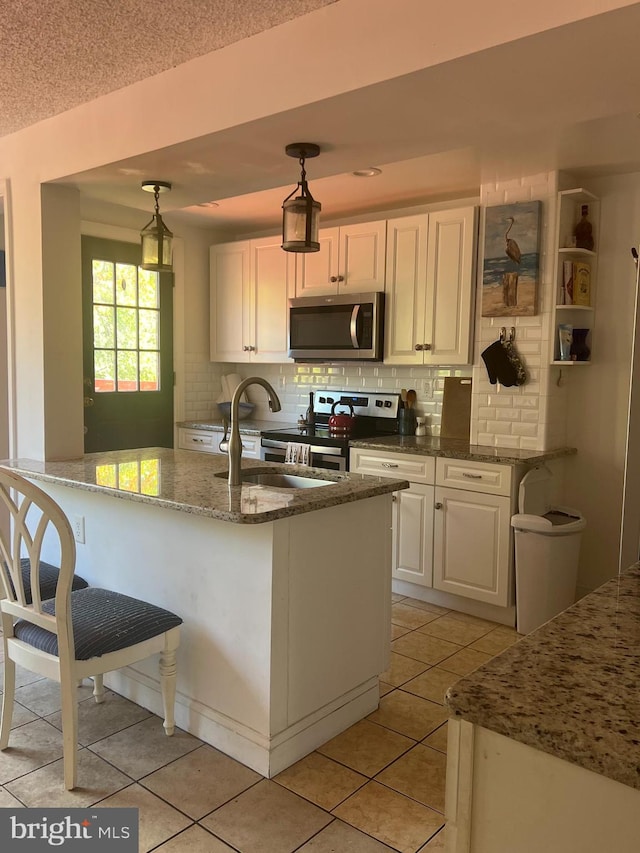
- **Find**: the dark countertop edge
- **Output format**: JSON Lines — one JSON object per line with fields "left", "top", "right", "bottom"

{"left": 349, "top": 435, "right": 577, "bottom": 465}
{"left": 445, "top": 563, "right": 640, "bottom": 790}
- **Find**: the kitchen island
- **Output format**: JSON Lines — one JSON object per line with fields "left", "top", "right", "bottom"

{"left": 2, "top": 448, "right": 408, "bottom": 776}
{"left": 444, "top": 563, "right": 640, "bottom": 853}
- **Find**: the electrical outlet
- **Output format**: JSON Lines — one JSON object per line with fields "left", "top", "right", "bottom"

{"left": 72, "top": 515, "right": 85, "bottom": 544}
{"left": 278, "top": 376, "right": 286, "bottom": 389}
{"left": 421, "top": 378, "right": 434, "bottom": 398}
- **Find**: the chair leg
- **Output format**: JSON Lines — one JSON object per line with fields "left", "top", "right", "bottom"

{"left": 159, "top": 635, "right": 178, "bottom": 737}
{"left": 0, "top": 654, "right": 15, "bottom": 750}
{"left": 92, "top": 674, "right": 105, "bottom": 704}
{"left": 59, "top": 671, "right": 79, "bottom": 790}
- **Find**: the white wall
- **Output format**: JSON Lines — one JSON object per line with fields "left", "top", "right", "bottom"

{"left": 562, "top": 172, "right": 640, "bottom": 591}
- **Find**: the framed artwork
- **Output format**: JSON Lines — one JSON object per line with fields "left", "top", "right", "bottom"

{"left": 482, "top": 201, "right": 541, "bottom": 317}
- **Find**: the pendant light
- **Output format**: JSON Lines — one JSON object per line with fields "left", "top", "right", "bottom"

{"left": 140, "top": 181, "right": 173, "bottom": 272}
{"left": 282, "top": 143, "right": 321, "bottom": 253}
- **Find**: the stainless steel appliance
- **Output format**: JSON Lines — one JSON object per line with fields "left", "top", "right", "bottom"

{"left": 288, "top": 292, "right": 384, "bottom": 361}
{"left": 261, "top": 390, "right": 400, "bottom": 471}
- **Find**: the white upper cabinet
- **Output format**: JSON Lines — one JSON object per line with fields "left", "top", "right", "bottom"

{"left": 210, "top": 236, "right": 295, "bottom": 363}
{"left": 384, "top": 206, "right": 478, "bottom": 365}
{"left": 295, "top": 220, "right": 386, "bottom": 296}
{"left": 210, "top": 240, "right": 250, "bottom": 362}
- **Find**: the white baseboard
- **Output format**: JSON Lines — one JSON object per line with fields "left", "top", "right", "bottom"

{"left": 104, "top": 667, "right": 379, "bottom": 777}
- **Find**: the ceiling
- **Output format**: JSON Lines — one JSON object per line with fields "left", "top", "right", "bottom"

{"left": 8, "top": 1, "right": 640, "bottom": 235}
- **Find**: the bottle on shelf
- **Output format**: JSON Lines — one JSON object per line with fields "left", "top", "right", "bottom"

{"left": 573, "top": 205, "right": 595, "bottom": 251}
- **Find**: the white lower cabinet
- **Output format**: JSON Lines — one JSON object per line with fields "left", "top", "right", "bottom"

{"left": 350, "top": 447, "right": 520, "bottom": 610}
{"left": 433, "top": 486, "right": 512, "bottom": 606}
{"left": 393, "top": 482, "right": 434, "bottom": 586}
{"left": 177, "top": 427, "right": 261, "bottom": 459}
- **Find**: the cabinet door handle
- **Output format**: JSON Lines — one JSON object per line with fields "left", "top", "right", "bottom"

{"left": 337, "top": 275, "right": 344, "bottom": 282}
{"left": 423, "top": 343, "right": 432, "bottom": 350}
{"left": 382, "top": 462, "right": 399, "bottom": 468}
{"left": 414, "top": 344, "right": 423, "bottom": 351}
{"left": 462, "top": 472, "right": 482, "bottom": 479}
{"left": 330, "top": 276, "right": 338, "bottom": 283}
{"left": 435, "top": 502, "right": 443, "bottom": 509}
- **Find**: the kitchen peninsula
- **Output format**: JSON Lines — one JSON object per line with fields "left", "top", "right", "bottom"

{"left": 1, "top": 448, "right": 408, "bottom": 777}
{"left": 445, "top": 563, "right": 640, "bottom": 853}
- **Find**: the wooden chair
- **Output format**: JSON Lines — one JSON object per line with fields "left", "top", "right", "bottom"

{"left": 0, "top": 468, "right": 182, "bottom": 790}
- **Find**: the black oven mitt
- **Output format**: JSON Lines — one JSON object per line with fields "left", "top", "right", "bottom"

{"left": 481, "top": 340, "right": 526, "bottom": 387}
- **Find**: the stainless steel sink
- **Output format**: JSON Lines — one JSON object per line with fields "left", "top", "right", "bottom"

{"left": 216, "top": 470, "right": 336, "bottom": 489}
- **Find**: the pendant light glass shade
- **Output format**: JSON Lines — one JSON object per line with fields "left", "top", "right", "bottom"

{"left": 282, "top": 143, "right": 321, "bottom": 253}
{"left": 140, "top": 181, "right": 173, "bottom": 272}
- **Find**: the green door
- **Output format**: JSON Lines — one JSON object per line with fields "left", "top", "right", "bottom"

{"left": 82, "top": 236, "right": 174, "bottom": 452}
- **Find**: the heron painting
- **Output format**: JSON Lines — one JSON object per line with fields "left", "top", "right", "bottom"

{"left": 482, "top": 201, "right": 541, "bottom": 316}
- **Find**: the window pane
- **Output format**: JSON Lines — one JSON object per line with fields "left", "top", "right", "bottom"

{"left": 115, "top": 263, "right": 137, "bottom": 306}
{"left": 93, "top": 305, "right": 115, "bottom": 348}
{"left": 117, "top": 350, "right": 138, "bottom": 391}
{"left": 139, "top": 351, "right": 159, "bottom": 391}
{"left": 116, "top": 307, "right": 137, "bottom": 349}
{"left": 138, "top": 268, "right": 159, "bottom": 308}
{"left": 94, "top": 350, "right": 115, "bottom": 392}
{"left": 139, "top": 309, "right": 159, "bottom": 349}
{"left": 92, "top": 260, "right": 114, "bottom": 304}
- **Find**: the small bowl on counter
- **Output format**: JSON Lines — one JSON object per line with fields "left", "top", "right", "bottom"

{"left": 217, "top": 401, "right": 255, "bottom": 421}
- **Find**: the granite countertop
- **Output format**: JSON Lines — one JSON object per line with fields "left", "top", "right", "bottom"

{"left": 446, "top": 563, "right": 640, "bottom": 789}
{"left": 0, "top": 448, "right": 407, "bottom": 526}
{"left": 177, "top": 419, "right": 295, "bottom": 435}
{"left": 349, "top": 434, "right": 577, "bottom": 465}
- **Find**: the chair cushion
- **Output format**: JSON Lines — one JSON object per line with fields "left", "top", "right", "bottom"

{"left": 17, "top": 559, "right": 88, "bottom": 604}
{"left": 13, "top": 587, "right": 182, "bottom": 660}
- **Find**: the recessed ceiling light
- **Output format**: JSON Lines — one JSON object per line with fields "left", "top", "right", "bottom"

{"left": 197, "top": 201, "right": 220, "bottom": 208}
{"left": 352, "top": 167, "right": 382, "bottom": 178}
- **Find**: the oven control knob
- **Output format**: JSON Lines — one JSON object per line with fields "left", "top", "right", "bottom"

{"left": 318, "top": 396, "right": 326, "bottom": 404}
{"left": 384, "top": 400, "right": 392, "bottom": 408}
{"left": 327, "top": 396, "right": 334, "bottom": 404}
{"left": 375, "top": 400, "right": 383, "bottom": 407}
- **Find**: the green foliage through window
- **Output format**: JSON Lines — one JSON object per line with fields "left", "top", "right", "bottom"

{"left": 92, "top": 261, "right": 160, "bottom": 392}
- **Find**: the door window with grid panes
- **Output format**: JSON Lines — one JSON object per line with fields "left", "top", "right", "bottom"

{"left": 92, "top": 260, "right": 161, "bottom": 392}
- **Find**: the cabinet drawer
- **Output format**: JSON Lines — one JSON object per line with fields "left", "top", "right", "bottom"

{"left": 239, "top": 436, "right": 260, "bottom": 459}
{"left": 350, "top": 448, "right": 435, "bottom": 484}
{"left": 436, "top": 458, "right": 512, "bottom": 496}
{"left": 178, "top": 429, "right": 219, "bottom": 453}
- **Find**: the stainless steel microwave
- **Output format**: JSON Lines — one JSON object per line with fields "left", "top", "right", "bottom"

{"left": 288, "top": 292, "right": 384, "bottom": 361}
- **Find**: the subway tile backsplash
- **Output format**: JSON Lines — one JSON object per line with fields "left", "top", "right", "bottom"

{"left": 184, "top": 359, "right": 471, "bottom": 436}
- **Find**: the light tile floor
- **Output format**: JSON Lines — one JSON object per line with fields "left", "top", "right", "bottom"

{"left": 0, "top": 594, "right": 519, "bottom": 852}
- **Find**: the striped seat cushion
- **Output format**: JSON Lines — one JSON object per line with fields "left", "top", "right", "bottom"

{"left": 16, "top": 559, "right": 88, "bottom": 604}
{"left": 13, "top": 587, "right": 182, "bottom": 660}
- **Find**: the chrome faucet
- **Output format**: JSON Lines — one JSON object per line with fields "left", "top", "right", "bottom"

{"left": 220, "top": 377, "right": 282, "bottom": 486}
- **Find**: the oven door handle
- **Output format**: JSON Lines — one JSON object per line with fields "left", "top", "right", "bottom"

{"left": 350, "top": 304, "right": 361, "bottom": 349}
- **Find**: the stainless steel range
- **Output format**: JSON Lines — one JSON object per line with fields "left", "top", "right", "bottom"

{"left": 260, "top": 390, "right": 400, "bottom": 471}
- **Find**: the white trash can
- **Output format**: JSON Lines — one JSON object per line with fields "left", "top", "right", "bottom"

{"left": 511, "top": 466, "right": 586, "bottom": 635}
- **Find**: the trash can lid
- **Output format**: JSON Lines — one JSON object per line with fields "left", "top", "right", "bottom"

{"left": 543, "top": 510, "right": 580, "bottom": 526}
{"left": 511, "top": 508, "right": 586, "bottom": 534}
{"left": 518, "top": 465, "right": 554, "bottom": 516}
